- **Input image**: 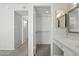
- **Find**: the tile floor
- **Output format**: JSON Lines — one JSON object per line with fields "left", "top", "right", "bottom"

{"left": 35, "top": 44, "right": 50, "bottom": 56}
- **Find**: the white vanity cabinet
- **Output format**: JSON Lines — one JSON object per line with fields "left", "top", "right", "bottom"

{"left": 53, "top": 39, "right": 79, "bottom": 56}
{"left": 53, "top": 40, "right": 64, "bottom": 56}
{"left": 53, "top": 43, "right": 64, "bottom": 56}
{"left": 54, "top": 40, "right": 63, "bottom": 50}
{"left": 63, "top": 46, "right": 76, "bottom": 56}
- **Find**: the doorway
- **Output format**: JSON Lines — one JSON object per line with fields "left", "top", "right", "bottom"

{"left": 14, "top": 11, "right": 28, "bottom": 56}
{"left": 34, "top": 6, "right": 51, "bottom": 56}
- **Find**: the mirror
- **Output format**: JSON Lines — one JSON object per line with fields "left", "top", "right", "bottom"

{"left": 68, "top": 6, "right": 79, "bottom": 33}
{"left": 57, "top": 14, "right": 67, "bottom": 28}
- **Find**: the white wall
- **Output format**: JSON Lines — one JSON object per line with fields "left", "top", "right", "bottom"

{"left": 51, "top": 4, "right": 55, "bottom": 56}
{"left": 0, "top": 4, "right": 14, "bottom": 50}
{"left": 0, "top": 3, "right": 28, "bottom": 50}
{"left": 27, "top": 4, "right": 34, "bottom": 56}
{"left": 36, "top": 7, "right": 51, "bottom": 44}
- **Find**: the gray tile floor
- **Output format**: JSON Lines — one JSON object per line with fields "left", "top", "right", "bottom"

{"left": 0, "top": 42, "right": 28, "bottom": 56}
{"left": 35, "top": 44, "right": 50, "bottom": 56}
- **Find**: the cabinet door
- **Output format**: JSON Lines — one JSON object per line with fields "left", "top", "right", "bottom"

{"left": 64, "top": 46, "right": 76, "bottom": 56}
{"left": 54, "top": 40, "right": 63, "bottom": 51}
{"left": 64, "top": 52, "right": 74, "bottom": 56}
{"left": 53, "top": 43, "right": 64, "bottom": 56}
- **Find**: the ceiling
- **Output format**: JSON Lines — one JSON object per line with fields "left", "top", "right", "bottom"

{"left": 36, "top": 7, "right": 51, "bottom": 16}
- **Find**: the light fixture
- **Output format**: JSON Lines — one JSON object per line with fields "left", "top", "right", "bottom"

{"left": 24, "top": 21, "right": 27, "bottom": 27}
{"left": 73, "top": 3, "right": 77, "bottom": 5}
{"left": 24, "top": 21, "right": 27, "bottom": 24}
{"left": 56, "top": 11, "right": 64, "bottom": 18}
{"left": 45, "top": 11, "right": 49, "bottom": 13}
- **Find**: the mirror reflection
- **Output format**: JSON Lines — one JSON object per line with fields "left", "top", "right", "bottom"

{"left": 68, "top": 7, "right": 79, "bottom": 33}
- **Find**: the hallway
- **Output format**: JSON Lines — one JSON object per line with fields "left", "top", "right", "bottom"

{"left": 0, "top": 42, "right": 28, "bottom": 56}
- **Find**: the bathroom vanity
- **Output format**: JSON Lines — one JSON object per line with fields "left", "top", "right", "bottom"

{"left": 53, "top": 38, "right": 79, "bottom": 56}
{"left": 53, "top": 4, "right": 79, "bottom": 56}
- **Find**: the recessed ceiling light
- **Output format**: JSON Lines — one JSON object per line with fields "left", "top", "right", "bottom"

{"left": 24, "top": 21, "right": 27, "bottom": 24}
{"left": 45, "top": 11, "right": 49, "bottom": 13}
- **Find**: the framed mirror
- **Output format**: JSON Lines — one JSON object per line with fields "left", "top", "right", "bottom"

{"left": 57, "top": 14, "right": 67, "bottom": 28}
{"left": 68, "top": 6, "right": 79, "bottom": 33}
